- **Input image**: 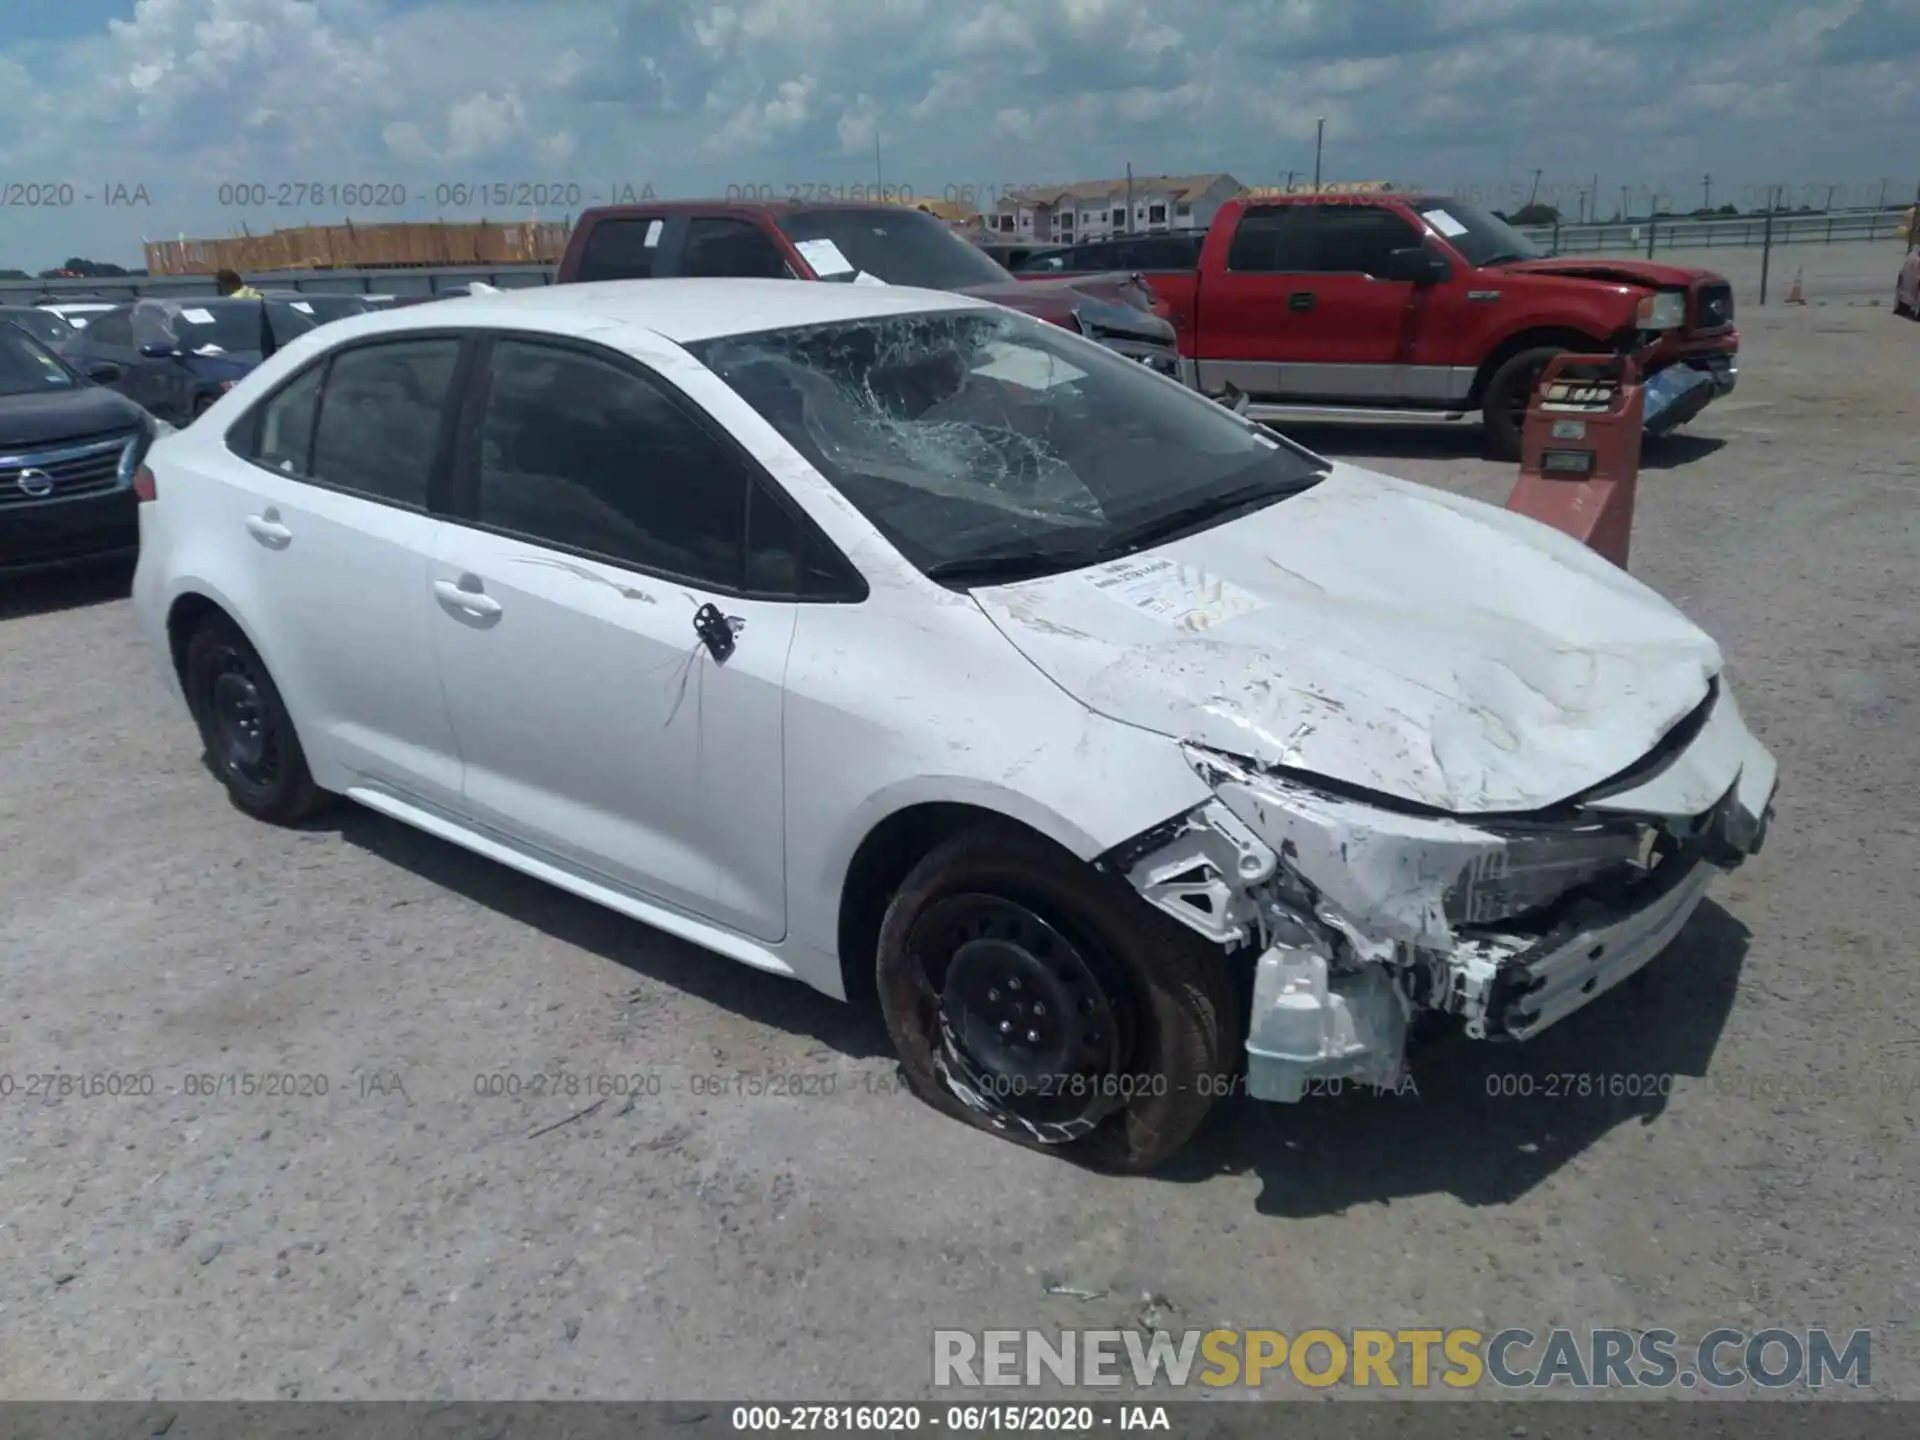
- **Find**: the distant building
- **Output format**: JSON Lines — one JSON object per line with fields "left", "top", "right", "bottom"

{"left": 984, "top": 174, "right": 1245, "bottom": 242}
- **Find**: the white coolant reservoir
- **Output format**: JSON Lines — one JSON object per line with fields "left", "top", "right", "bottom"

{"left": 1244, "top": 942, "right": 1409, "bottom": 1102}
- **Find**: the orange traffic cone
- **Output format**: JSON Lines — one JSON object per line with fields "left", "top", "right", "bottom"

{"left": 1785, "top": 267, "right": 1805, "bottom": 304}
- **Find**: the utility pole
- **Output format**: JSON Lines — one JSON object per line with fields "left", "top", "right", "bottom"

{"left": 1284, "top": 169, "right": 1296, "bottom": 194}
{"left": 1620, "top": 184, "right": 1630, "bottom": 221}
{"left": 1313, "top": 117, "right": 1326, "bottom": 191}
{"left": 874, "top": 132, "right": 883, "bottom": 196}
{"left": 1824, "top": 183, "right": 1837, "bottom": 213}
{"left": 1125, "top": 162, "right": 1134, "bottom": 236}
{"left": 1526, "top": 168, "right": 1543, "bottom": 209}
{"left": 1702, "top": 173, "right": 1711, "bottom": 212}
{"left": 1878, "top": 177, "right": 1888, "bottom": 211}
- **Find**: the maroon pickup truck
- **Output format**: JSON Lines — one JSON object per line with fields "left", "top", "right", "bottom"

{"left": 1130, "top": 193, "right": 1739, "bottom": 457}
{"left": 555, "top": 200, "right": 1182, "bottom": 377}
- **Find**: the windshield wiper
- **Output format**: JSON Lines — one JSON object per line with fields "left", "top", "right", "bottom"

{"left": 1093, "top": 473, "right": 1322, "bottom": 558}
{"left": 922, "top": 547, "right": 1104, "bottom": 586}
{"left": 1479, "top": 251, "right": 1534, "bottom": 266}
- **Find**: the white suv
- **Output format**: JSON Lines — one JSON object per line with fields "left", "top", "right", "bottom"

{"left": 132, "top": 279, "right": 1776, "bottom": 1170}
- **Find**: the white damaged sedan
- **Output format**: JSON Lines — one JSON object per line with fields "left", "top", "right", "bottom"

{"left": 131, "top": 280, "right": 1777, "bottom": 1170}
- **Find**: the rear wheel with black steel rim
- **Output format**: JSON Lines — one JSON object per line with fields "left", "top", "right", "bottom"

{"left": 183, "top": 613, "right": 328, "bottom": 824}
{"left": 875, "top": 825, "right": 1239, "bottom": 1172}
{"left": 1482, "top": 345, "right": 1564, "bottom": 462}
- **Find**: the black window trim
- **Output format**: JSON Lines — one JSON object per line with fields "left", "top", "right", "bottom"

{"left": 445, "top": 328, "right": 867, "bottom": 605}
{"left": 225, "top": 329, "right": 476, "bottom": 516}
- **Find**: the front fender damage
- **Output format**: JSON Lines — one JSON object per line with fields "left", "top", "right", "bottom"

{"left": 1100, "top": 740, "right": 1770, "bottom": 1104}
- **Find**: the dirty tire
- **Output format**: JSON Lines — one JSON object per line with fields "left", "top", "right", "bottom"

{"left": 875, "top": 824, "right": 1239, "bottom": 1173}
{"left": 1897, "top": 296, "right": 1916, "bottom": 319}
{"left": 191, "top": 393, "right": 217, "bottom": 421}
{"left": 1482, "top": 346, "right": 1563, "bottom": 462}
{"left": 183, "top": 612, "right": 329, "bottom": 825}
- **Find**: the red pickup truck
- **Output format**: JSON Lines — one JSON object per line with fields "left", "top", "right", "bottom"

{"left": 555, "top": 200, "right": 1182, "bottom": 377}
{"left": 1123, "top": 193, "right": 1739, "bottom": 457}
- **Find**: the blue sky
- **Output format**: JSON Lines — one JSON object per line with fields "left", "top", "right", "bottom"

{"left": 3, "top": 0, "right": 1917, "bottom": 272}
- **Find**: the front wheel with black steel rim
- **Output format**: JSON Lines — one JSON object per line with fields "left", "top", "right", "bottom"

{"left": 183, "top": 613, "right": 328, "bottom": 824}
{"left": 875, "top": 826, "right": 1240, "bottom": 1172}
{"left": 1481, "top": 345, "right": 1564, "bottom": 462}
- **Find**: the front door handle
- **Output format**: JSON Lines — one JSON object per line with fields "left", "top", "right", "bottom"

{"left": 433, "top": 577, "right": 503, "bottom": 617}
{"left": 1287, "top": 291, "right": 1316, "bottom": 312}
{"left": 244, "top": 511, "right": 292, "bottom": 547}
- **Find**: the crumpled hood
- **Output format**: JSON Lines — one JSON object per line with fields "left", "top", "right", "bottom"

{"left": 1499, "top": 257, "right": 1724, "bottom": 290}
{"left": 970, "top": 463, "right": 1723, "bottom": 814}
{"left": 964, "top": 273, "right": 1161, "bottom": 320}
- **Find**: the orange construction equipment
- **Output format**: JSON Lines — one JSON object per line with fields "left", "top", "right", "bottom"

{"left": 1505, "top": 351, "right": 1645, "bottom": 569}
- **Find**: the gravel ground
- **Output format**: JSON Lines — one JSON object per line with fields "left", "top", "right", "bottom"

{"left": 2, "top": 298, "right": 1917, "bottom": 1403}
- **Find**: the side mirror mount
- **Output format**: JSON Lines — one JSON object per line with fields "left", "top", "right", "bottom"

{"left": 86, "top": 362, "right": 122, "bottom": 383}
{"left": 1383, "top": 247, "right": 1450, "bottom": 285}
{"left": 139, "top": 342, "right": 178, "bottom": 359}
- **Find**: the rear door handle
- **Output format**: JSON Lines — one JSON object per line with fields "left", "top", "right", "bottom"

{"left": 1287, "top": 291, "right": 1316, "bottom": 312}
{"left": 433, "top": 577, "right": 502, "bottom": 617}
{"left": 245, "top": 511, "right": 292, "bottom": 547}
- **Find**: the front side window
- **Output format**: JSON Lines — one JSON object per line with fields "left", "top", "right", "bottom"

{"left": 471, "top": 339, "right": 747, "bottom": 588}
{"left": 690, "top": 307, "right": 1326, "bottom": 582}
{"left": 679, "top": 218, "right": 791, "bottom": 279}
{"left": 309, "top": 339, "right": 460, "bottom": 507}
{"left": 1307, "top": 205, "right": 1423, "bottom": 276}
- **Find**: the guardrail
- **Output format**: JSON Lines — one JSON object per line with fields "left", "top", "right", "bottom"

{"left": 4, "top": 205, "right": 1909, "bottom": 303}
{"left": 1517, "top": 206, "right": 1909, "bottom": 256}
{"left": 0, "top": 265, "right": 559, "bottom": 303}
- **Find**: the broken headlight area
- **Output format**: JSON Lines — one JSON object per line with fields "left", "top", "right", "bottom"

{"left": 1098, "top": 743, "right": 1761, "bottom": 1104}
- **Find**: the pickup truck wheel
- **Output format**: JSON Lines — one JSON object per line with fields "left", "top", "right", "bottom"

{"left": 875, "top": 825, "right": 1239, "bottom": 1173}
{"left": 1897, "top": 295, "right": 1916, "bottom": 319}
{"left": 1483, "top": 346, "right": 1562, "bottom": 462}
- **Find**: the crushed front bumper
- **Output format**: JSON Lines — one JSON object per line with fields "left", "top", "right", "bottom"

{"left": 1107, "top": 679, "right": 1777, "bottom": 1103}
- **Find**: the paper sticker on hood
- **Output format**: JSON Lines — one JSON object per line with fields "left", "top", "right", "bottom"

{"left": 1083, "top": 555, "right": 1268, "bottom": 632}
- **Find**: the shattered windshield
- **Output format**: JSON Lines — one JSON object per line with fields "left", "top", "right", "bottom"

{"left": 774, "top": 208, "right": 1014, "bottom": 290}
{"left": 690, "top": 308, "right": 1326, "bottom": 581}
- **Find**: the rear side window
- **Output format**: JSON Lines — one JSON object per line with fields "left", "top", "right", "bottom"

{"left": 574, "top": 217, "right": 665, "bottom": 281}
{"left": 246, "top": 365, "right": 325, "bottom": 474}
{"left": 309, "top": 339, "right": 460, "bottom": 508}
{"left": 470, "top": 339, "right": 747, "bottom": 588}
{"left": 1225, "top": 207, "right": 1315, "bottom": 272}
{"left": 678, "top": 218, "right": 792, "bottom": 279}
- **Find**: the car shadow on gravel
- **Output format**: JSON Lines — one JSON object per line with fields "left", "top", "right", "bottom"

{"left": 325, "top": 805, "right": 896, "bottom": 1061}
{"left": 0, "top": 561, "right": 133, "bottom": 621}
{"left": 1161, "top": 899, "right": 1751, "bottom": 1215}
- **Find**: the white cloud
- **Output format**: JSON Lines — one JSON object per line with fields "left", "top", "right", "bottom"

{"left": 0, "top": 0, "right": 1914, "bottom": 269}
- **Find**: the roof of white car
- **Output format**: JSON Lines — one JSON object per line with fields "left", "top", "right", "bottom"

{"left": 332, "top": 279, "right": 988, "bottom": 346}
